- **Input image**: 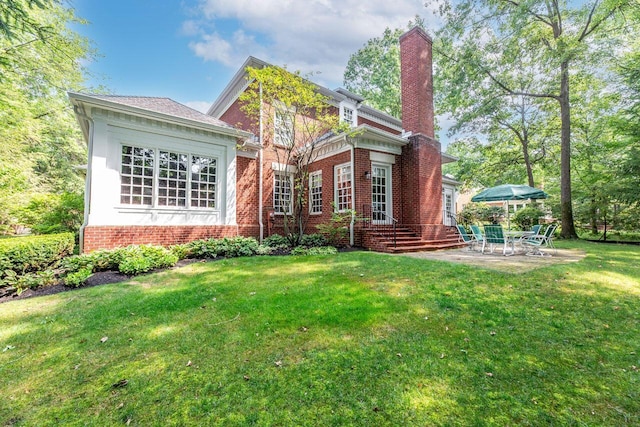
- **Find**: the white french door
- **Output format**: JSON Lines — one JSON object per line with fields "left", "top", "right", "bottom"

{"left": 443, "top": 188, "right": 454, "bottom": 226}
{"left": 371, "top": 164, "right": 392, "bottom": 224}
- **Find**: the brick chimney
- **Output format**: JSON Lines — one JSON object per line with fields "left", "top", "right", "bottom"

{"left": 399, "top": 26, "right": 446, "bottom": 240}
{"left": 400, "top": 27, "right": 435, "bottom": 138}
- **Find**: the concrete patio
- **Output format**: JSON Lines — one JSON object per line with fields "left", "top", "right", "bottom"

{"left": 398, "top": 247, "right": 586, "bottom": 273}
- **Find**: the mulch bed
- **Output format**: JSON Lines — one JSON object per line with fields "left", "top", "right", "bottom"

{"left": 0, "top": 259, "right": 199, "bottom": 305}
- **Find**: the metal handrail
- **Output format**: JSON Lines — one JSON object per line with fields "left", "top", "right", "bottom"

{"left": 443, "top": 209, "right": 458, "bottom": 227}
{"left": 362, "top": 204, "right": 398, "bottom": 248}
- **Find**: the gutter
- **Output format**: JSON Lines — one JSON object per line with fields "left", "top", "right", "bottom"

{"left": 349, "top": 144, "right": 355, "bottom": 246}
{"left": 258, "top": 82, "right": 264, "bottom": 242}
{"left": 74, "top": 105, "right": 93, "bottom": 254}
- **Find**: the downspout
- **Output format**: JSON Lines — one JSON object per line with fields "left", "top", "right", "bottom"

{"left": 74, "top": 105, "right": 93, "bottom": 254}
{"left": 258, "top": 82, "right": 264, "bottom": 242}
{"left": 349, "top": 142, "right": 355, "bottom": 246}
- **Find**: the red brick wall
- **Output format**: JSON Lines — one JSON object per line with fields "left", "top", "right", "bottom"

{"left": 400, "top": 134, "right": 445, "bottom": 240}
{"left": 220, "top": 96, "right": 258, "bottom": 134}
{"left": 236, "top": 155, "right": 259, "bottom": 228}
{"left": 82, "top": 225, "right": 248, "bottom": 253}
{"left": 400, "top": 27, "right": 435, "bottom": 138}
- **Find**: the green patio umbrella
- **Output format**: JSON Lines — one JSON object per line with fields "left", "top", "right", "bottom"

{"left": 471, "top": 184, "right": 548, "bottom": 229}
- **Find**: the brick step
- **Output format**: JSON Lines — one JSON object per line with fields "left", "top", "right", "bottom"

{"left": 363, "top": 224, "right": 466, "bottom": 253}
{"left": 386, "top": 242, "right": 466, "bottom": 253}
{"left": 378, "top": 237, "right": 459, "bottom": 247}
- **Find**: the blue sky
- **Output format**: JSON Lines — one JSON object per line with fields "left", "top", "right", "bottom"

{"left": 72, "top": 0, "right": 441, "bottom": 114}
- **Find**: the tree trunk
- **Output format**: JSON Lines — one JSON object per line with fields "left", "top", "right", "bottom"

{"left": 558, "top": 60, "right": 578, "bottom": 238}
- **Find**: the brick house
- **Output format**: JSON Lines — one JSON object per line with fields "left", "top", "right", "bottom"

{"left": 69, "top": 27, "right": 460, "bottom": 253}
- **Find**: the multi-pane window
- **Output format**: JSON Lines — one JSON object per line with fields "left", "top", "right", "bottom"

{"left": 274, "top": 172, "right": 293, "bottom": 214}
{"left": 120, "top": 144, "right": 217, "bottom": 209}
{"left": 121, "top": 146, "right": 154, "bottom": 205}
{"left": 335, "top": 163, "right": 352, "bottom": 212}
{"left": 158, "top": 151, "right": 188, "bottom": 207}
{"left": 191, "top": 156, "right": 217, "bottom": 208}
{"left": 309, "top": 171, "right": 322, "bottom": 214}
{"left": 274, "top": 109, "right": 294, "bottom": 147}
{"left": 342, "top": 107, "right": 354, "bottom": 126}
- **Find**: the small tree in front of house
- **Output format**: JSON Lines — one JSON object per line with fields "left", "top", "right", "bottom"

{"left": 240, "top": 65, "right": 349, "bottom": 246}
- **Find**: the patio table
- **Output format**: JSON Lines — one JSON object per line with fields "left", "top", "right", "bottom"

{"left": 505, "top": 230, "right": 535, "bottom": 253}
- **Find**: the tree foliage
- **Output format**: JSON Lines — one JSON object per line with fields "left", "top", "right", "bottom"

{"left": 0, "top": 0, "right": 92, "bottom": 234}
{"left": 239, "top": 65, "right": 348, "bottom": 245}
{"left": 435, "top": 0, "right": 636, "bottom": 238}
{"left": 343, "top": 16, "right": 424, "bottom": 118}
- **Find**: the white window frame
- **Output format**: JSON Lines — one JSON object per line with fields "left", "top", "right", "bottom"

{"left": 119, "top": 144, "right": 218, "bottom": 210}
{"left": 340, "top": 102, "right": 357, "bottom": 127}
{"left": 273, "top": 172, "right": 293, "bottom": 215}
{"left": 334, "top": 163, "right": 352, "bottom": 212}
{"left": 309, "top": 170, "right": 322, "bottom": 215}
{"left": 273, "top": 103, "right": 295, "bottom": 147}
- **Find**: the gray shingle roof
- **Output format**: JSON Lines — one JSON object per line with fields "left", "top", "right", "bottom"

{"left": 82, "top": 94, "right": 236, "bottom": 130}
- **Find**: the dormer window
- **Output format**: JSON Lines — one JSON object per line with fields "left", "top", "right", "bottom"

{"left": 340, "top": 102, "right": 357, "bottom": 127}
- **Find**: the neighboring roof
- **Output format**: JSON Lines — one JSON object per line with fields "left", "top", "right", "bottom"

{"left": 69, "top": 92, "right": 252, "bottom": 139}
{"left": 207, "top": 56, "right": 402, "bottom": 131}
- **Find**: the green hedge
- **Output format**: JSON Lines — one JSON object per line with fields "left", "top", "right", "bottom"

{"left": 0, "top": 233, "right": 75, "bottom": 280}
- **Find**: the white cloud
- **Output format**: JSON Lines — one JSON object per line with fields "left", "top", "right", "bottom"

{"left": 186, "top": 0, "right": 441, "bottom": 88}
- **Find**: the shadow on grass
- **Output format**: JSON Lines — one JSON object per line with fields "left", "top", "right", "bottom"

{"left": 0, "top": 245, "right": 638, "bottom": 425}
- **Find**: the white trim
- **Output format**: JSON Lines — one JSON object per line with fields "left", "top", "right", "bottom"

{"left": 271, "top": 162, "right": 298, "bottom": 173}
{"left": 309, "top": 170, "right": 322, "bottom": 215}
{"left": 371, "top": 163, "right": 393, "bottom": 225}
{"left": 369, "top": 151, "right": 396, "bottom": 165}
{"left": 273, "top": 171, "right": 293, "bottom": 215}
{"left": 334, "top": 162, "right": 352, "bottom": 213}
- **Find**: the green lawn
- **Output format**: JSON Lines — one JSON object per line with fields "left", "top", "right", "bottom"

{"left": 1, "top": 241, "right": 638, "bottom": 426}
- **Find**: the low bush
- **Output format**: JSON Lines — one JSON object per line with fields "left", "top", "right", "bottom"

{"left": 2, "top": 269, "right": 59, "bottom": 295}
{"left": 188, "top": 236, "right": 259, "bottom": 258}
{"left": 116, "top": 245, "right": 178, "bottom": 275}
{"left": 64, "top": 267, "right": 93, "bottom": 288}
{"left": 291, "top": 246, "right": 338, "bottom": 256}
{"left": 300, "top": 233, "right": 328, "bottom": 248}
{"left": 169, "top": 243, "right": 192, "bottom": 260}
{"left": 315, "top": 207, "right": 352, "bottom": 247}
{"left": 0, "top": 233, "right": 74, "bottom": 282}
{"left": 262, "top": 234, "right": 291, "bottom": 249}
{"left": 256, "top": 245, "right": 275, "bottom": 256}
{"left": 513, "top": 206, "right": 546, "bottom": 230}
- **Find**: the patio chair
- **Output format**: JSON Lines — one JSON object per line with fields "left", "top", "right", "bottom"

{"left": 456, "top": 225, "right": 478, "bottom": 251}
{"left": 470, "top": 225, "right": 485, "bottom": 247}
{"left": 522, "top": 224, "right": 558, "bottom": 256}
{"left": 482, "top": 224, "right": 515, "bottom": 256}
{"left": 530, "top": 224, "right": 542, "bottom": 235}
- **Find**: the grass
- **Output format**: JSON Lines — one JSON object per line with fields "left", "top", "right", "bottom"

{"left": 0, "top": 241, "right": 638, "bottom": 426}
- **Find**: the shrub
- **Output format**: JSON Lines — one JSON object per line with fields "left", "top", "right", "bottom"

{"left": 291, "top": 246, "right": 338, "bottom": 256}
{"left": 457, "top": 203, "right": 504, "bottom": 225}
{"left": 315, "top": 206, "right": 352, "bottom": 247}
{"left": 262, "top": 234, "right": 291, "bottom": 249}
{"left": 117, "top": 245, "right": 178, "bottom": 275}
{"left": 256, "top": 245, "right": 275, "bottom": 255}
{"left": 299, "top": 233, "right": 328, "bottom": 248}
{"left": 170, "top": 243, "right": 192, "bottom": 260}
{"left": 2, "top": 269, "right": 59, "bottom": 295}
{"left": 0, "top": 233, "right": 74, "bottom": 282}
{"left": 513, "top": 206, "right": 545, "bottom": 230}
{"left": 188, "top": 237, "right": 259, "bottom": 259}
{"left": 64, "top": 267, "right": 93, "bottom": 288}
